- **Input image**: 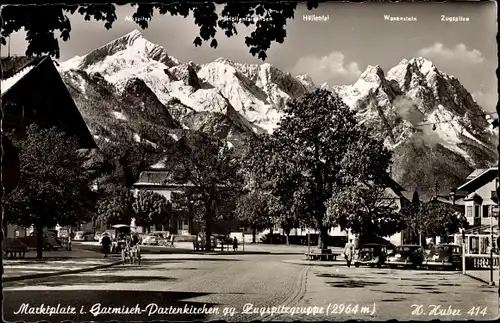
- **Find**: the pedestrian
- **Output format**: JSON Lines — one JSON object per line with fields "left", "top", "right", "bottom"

{"left": 170, "top": 234, "right": 175, "bottom": 248}
{"left": 132, "top": 233, "right": 139, "bottom": 246}
{"left": 343, "top": 239, "right": 354, "bottom": 267}
{"left": 233, "top": 237, "right": 238, "bottom": 251}
{"left": 426, "top": 242, "right": 435, "bottom": 259}
{"left": 101, "top": 233, "right": 112, "bottom": 258}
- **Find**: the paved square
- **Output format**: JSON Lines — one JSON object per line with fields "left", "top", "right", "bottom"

{"left": 3, "top": 254, "right": 498, "bottom": 321}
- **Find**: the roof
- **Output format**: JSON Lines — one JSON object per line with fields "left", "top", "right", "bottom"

{"left": 466, "top": 168, "right": 488, "bottom": 180}
{"left": 383, "top": 177, "right": 405, "bottom": 193}
{"left": 463, "top": 193, "right": 483, "bottom": 204}
{"left": 400, "top": 191, "right": 415, "bottom": 202}
{"left": 430, "top": 196, "right": 465, "bottom": 209}
{"left": 1, "top": 56, "right": 42, "bottom": 79}
{"left": 457, "top": 167, "right": 498, "bottom": 193}
{"left": 1, "top": 56, "right": 97, "bottom": 149}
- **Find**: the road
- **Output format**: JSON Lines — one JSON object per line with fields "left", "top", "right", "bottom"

{"left": 3, "top": 253, "right": 498, "bottom": 322}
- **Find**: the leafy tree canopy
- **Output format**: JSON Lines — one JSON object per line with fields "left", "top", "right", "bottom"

{"left": 3, "top": 124, "right": 98, "bottom": 258}
{"left": 247, "top": 89, "right": 393, "bottom": 248}
{"left": 326, "top": 183, "right": 404, "bottom": 239}
{"left": 1, "top": 1, "right": 321, "bottom": 60}
{"left": 96, "top": 185, "right": 135, "bottom": 227}
{"left": 401, "top": 200, "right": 467, "bottom": 239}
{"left": 132, "top": 190, "right": 171, "bottom": 232}
{"left": 4, "top": 124, "right": 98, "bottom": 228}
{"left": 167, "top": 132, "right": 243, "bottom": 249}
{"left": 235, "top": 190, "right": 273, "bottom": 231}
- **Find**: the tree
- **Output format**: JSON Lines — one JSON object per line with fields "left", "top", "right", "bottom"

{"left": 401, "top": 198, "right": 467, "bottom": 244}
{"left": 91, "top": 134, "right": 167, "bottom": 189}
{"left": 96, "top": 186, "right": 135, "bottom": 230}
{"left": 132, "top": 190, "right": 171, "bottom": 233}
{"left": 235, "top": 190, "right": 274, "bottom": 243}
{"left": 0, "top": 2, "right": 319, "bottom": 60}
{"left": 422, "top": 201, "right": 466, "bottom": 242}
{"left": 399, "top": 191, "right": 422, "bottom": 244}
{"left": 3, "top": 124, "right": 97, "bottom": 258}
{"left": 248, "top": 89, "right": 392, "bottom": 249}
{"left": 326, "top": 183, "right": 405, "bottom": 244}
{"left": 168, "top": 133, "right": 243, "bottom": 250}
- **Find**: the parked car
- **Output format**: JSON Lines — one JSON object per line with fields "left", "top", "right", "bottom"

{"left": 74, "top": 231, "right": 95, "bottom": 241}
{"left": 354, "top": 243, "right": 388, "bottom": 268}
{"left": 386, "top": 245, "right": 425, "bottom": 268}
{"left": 19, "top": 230, "right": 62, "bottom": 250}
{"left": 424, "top": 243, "right": 463, "bottom": 270}
{"left": 141, "top": 233, "right": 166, "bottom": 245}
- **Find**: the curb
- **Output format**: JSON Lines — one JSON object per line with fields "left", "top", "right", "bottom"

{"left": 3, "top": 260, "right": 122, "bottom": 282}
{"left": 282, "top": 259, "right": 348, "bottom": 267}
{"left": 464, "top": 273, "right": 496, "bottom": 286}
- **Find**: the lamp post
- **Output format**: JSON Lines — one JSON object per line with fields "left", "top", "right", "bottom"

{"left": 490, "top": 207, "right": 495, "bottom": 286}
{"left": 461, "top": 228, "right": 466, "bottom": 275}
{"left": 307, "top": 228, "right": 311, "bottom": 254}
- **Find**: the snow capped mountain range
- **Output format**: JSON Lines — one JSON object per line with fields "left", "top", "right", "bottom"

{"left": 57, "top": 30, "right": 497, "bottom": 198}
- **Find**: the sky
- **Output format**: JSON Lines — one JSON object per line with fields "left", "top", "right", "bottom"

{"left": 5, "top": 1, "right": 498, "bottom": 112}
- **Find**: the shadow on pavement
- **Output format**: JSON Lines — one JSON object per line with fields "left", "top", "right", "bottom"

{"left": 316, "top": 273, "right": 386, "bottom": 288}
{"left": 373, "top": 290, "right": 420, "bottom": 295}
{"left": 5, "top": 274, "right": 177, "bottom": 288}
{"left": 142, "top": 258, "right": 242, "bottom": 262}
{"left": 326, "top": 280, "right": 386, "bottom": 288}
{"left": 4, "top": 257, "right": 74, "bottom": 264}
{"left": 3, "top": 290, "right": 217, "bottom": 322}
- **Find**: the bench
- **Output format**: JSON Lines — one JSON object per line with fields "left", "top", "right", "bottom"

{"left": 219, "top": 243, "right": 232, "bottom": 251}
{"left": 3, "top": 239, "right": 29, "bottom": 259}
{"left": 305, "top": 250, "right": 340, "bottom": 261}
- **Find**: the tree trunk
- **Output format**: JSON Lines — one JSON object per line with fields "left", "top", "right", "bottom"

{"left": 204, "top": 203, "right": 214, "bottom": 251}
{"left": 269, "top": 227, "right": 274, "bottom": 245}
{"left": 252, "top": 228, "right": 256, "bottom": 244}
{"left": 36, "top": 222, "right": 44, "bottom": 259}
{"left": 204, "top": 219, "right": 213, "bottom": 251}
{"left": 317, "top": 225, "right": 329, "bottom": 250}
{"left": 286, "top": 233, "right": 290, "bottom": 245}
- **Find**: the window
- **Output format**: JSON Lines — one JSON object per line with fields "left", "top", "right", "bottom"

{"left": 483, "top": 205, "right": 490, "bottom": 218}
{"left": 474, "top": 205, "right": 480, "bottom": 218}
{"left": 467, "top": 206, "right": 472, "bottom": 217}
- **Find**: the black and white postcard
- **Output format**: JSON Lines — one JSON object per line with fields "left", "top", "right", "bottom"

{"left": 1, "top": 1, "right": 498, "bottom": 322}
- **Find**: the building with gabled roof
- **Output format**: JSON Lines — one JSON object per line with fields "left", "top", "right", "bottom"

{"left": 453, "top": 167, "right": 499, "bottom": 255}
{"left": 2, "top": 55, "right": 97, "bottom": 239}
{"left": 455, "top": 167, "right": 498, "bottom": 228}
{"left": 1, "top": 56, "right": 96, "bottom": 148}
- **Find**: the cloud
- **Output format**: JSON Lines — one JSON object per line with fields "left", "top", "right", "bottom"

{"left": 472, "top": 90, "right": 498, "bottom": 112}
{"left": 291, "top": 52, "right": 361, "bottom": 85}
{"left": 417, "top": 43, "right": 484, "bottom": 65}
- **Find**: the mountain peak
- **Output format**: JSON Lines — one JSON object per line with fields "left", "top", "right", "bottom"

{"left": 214, "top": 57, "right": 236, "bottom": 66}
{"left": 394, "top": 57, "right": 437, "bottom": 75}
{"left": 116, "top": 29, "right": 145, "bottom": 45}
{"left": 356, "top": 64, "right": 386, "bottom": 86}
{"left": 61, "top": 30, "right": 179, "bottom": 71}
